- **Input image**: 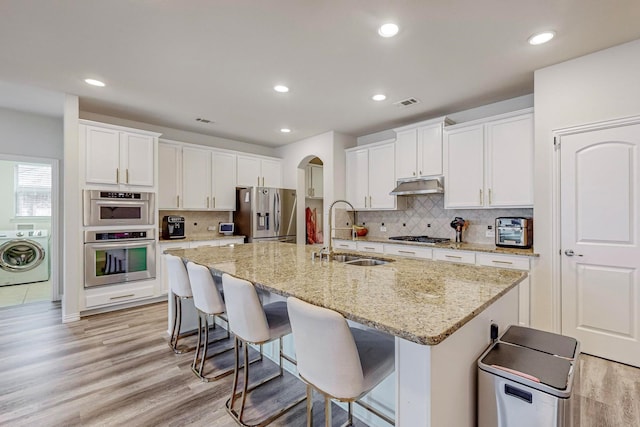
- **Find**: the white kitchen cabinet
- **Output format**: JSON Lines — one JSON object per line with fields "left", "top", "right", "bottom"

{"left": 443, "top": 109, "right": 533, "bottom": 208}
{"left": 158, "top": 141, "right": 182, "bottom": 209}
{"left": 384, "top": 244, "right": 432, "bottom": 259}
{"left": 237, "top": 155, "right": 282, "bottom": 188}
{"left": 305, "top": 164, "right": 323, "bottom": 198}
{"left": 332, "top": 239, "right": 357, "bottom": 251}
{"left": 82, "top": 121, "right": 159, "bottom": 188}
{"left": 345, "top": 140, "right": 400, "bottom": 210}
{"left": 212, "top": 151, "right": 237, "bottom": 210}
{"left": 182, "top": 146, "right": 212, "bottom": 209}
{"left": 85, "top": 282, "right": 155, "bottom": 308}
{"left": 356, "top": 241, "right": 384, "bottom": 254}
{"left": 395, "top": 117, "right": 452, "bottom": 180}
{"left": 432, "top": 248, "right": 476, "bottom": 264}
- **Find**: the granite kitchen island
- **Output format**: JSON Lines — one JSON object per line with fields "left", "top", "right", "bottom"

{"left": 167, "top": 242, "right": 526, "bottom": 426}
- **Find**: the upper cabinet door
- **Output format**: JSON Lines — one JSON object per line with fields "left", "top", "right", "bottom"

{"left": 444, "top": 124, "right": 485, "bottom": 208}
{"left": 182, "top": 147, "right": 211, "bottom": 209}
{"left": 395, "top": 129, "right": 418, "bottom": 180}
{"left": 85, "top": 125, "right": 120, "bottom": 185}
{"left": 237, "top": 155, "right": 261, "bottom": 187}
{"left": 121, "top": 132, "right": 155, "bottom": 187}
{"left": 485, "top": 113, "right": 534, "bottom": 207}
{"left": 308, "top": 164, "right": 323, "bottom": 198}
{"left": 368, "top": 143, "right": 396, "bottom": 209}
{"left": 158, "top": 143, "right": 182, "bottom": 209}
{"left": 417, "top": 123, "right": 443, "bottom": 177}
{"left": 261, "top": 158, "right": 282, "bottom": 188}
{"left": 346, "top": 149, "right": 368, "bottom": 210}
{"left": 212, "top": 151, "right": 237, "bottom": 210}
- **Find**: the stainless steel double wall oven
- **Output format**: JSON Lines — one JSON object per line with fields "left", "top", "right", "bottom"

{"left": 83, "top": 190, "right": 156, "bottom": 288}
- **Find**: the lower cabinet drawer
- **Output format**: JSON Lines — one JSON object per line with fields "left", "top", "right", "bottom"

{"left": 476, "top": 253, "right": 530, "bottom": 271}
{"left": 356, "top": 242, "right": 385, "bottom": 254}
{"left": 433, "top": 249, "right": 475, "bottom": 264}
{"left": 333, "top": 239, "right": 357, "bottom": 251}
{"left": 85, "top": 284, "right": 155, "bottom": 308}
{"left": 384, "top": 244, "right": 432, "bottom": 259}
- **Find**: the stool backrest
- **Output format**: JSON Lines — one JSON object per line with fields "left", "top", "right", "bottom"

{"left": 287, "top": 297, "right": 364, "bottom": 399}
{"left": 222, "top": 273, "right": 270, "bottom": 343}
{"left": 165, "top": 254, "right": 192, "bottom": 298}
{"left": 186, "top": 262, "right": 225, "bottom": 315}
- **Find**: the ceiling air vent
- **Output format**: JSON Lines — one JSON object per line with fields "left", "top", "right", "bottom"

{"left": 393, "top": 97, "right": 421, "bottom": 108}
{"left": 196, "top": 117, "right": 213, "bottom": 124}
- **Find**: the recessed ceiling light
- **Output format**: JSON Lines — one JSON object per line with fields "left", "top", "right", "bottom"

{"left": 280, "top": 128, "right": 291, "bottom": 133}
{"left": 84, "top": 78, "right": 105, "bottom": 87}
{"left": 372, "top": 94, "right": 387, "bottom": 101}
{"left": 378, "top": 23, "right": 399, "bottom": 38}
{"left": 528, "top": 31, "right": 555, "bottom": 45}
{"left": 274, "top": 85, "right": 289, "bottom": 93}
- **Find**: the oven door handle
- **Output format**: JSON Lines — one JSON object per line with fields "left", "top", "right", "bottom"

{"left": 85, "top": 240, "right": 155, "bottom": 250}
{"left": 94, "top": 200, "right": 147, "bottom": 207}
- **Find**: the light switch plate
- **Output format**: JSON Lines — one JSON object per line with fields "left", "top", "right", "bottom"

{"left": 486, "top": 229, "right": 495, "bottom": 238}
{"left": 380, "top": 226, "right": 387, "bottom": 232}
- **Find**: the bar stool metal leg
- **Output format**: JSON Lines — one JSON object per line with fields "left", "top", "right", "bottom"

{"left": 306, "top": 384, "right": 313, "bottom": 427}
{"left": 324, "top": 396, "right": 332, "bottom": 427}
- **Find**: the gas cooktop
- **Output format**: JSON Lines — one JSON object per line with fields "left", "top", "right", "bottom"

{"left": 388, "top": 236, "right": 450, "bottom": 244}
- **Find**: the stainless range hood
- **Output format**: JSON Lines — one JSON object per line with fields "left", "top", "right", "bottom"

{"left": 389, "top": 176, "right": 444, "bottom": 196}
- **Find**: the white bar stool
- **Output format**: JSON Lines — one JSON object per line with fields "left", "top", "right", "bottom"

{"left": 165, "top": 254, "right": 194, "bottom": 354}
{"left": 186, "top": 262, "right": 235, "bottom": 381}
{"left": 287, "top": 296, "right": 396, "bottom": 426}
{"left": 222, "top": 273, "right": 305, "bottom": 427}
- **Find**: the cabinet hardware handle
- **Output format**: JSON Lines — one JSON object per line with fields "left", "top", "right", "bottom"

{"left": 110, "top": 294, "right": 135, "bottom": 300}
{"left": 206, "top": 196, "right": 210, "bottom": 208}
{"left": 363, "top": 246, "right": 375, "bottom": 250}
{"left": 492, "top": 260, "right": 513, "bottom": 265}
{"left": 177, "top": 195, "right": 180, "bottom": 207}
{"left": 262, "top": 177, "right": 265, "bottom": 186}
{"left": 480, "top": 189, "right": 483, "bottom": 204}
{"left": 213, "top": 197, "right": 216, "bottom": 208}
{"left": 413, "top": 171, "right": 416, "bottom": 176}
{"left": 116, "top": 168, "right": 119, "bottom": 183}
{"left": 339, "top": 244, "right": 348, "bottom": 248}
{"left": 364, "top": 196, "right": 367, "bottom": 208}
{"left": 445, "top": 255, "right": 462, "bottom": 259}
{"left": 398, "top": 250, "right": 415, "bottom": 254}
{"left": 419, "top": 170, "right": 422, "bottom": 175}
{"left": 489, "top": 188, "right": 492, "bottom": 205}
{"left": 126, "top": 168, "right": 129, "bottom": 184}
{"left": 257, "top": 176, "right": 260, "bottom": 186}
{"left": 369, "top": 196, "right": 372, "bottom": 207}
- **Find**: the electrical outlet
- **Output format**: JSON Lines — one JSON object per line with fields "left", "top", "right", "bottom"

{"left": 380, "top": 226, "right": 387, "bottom": 232}
{"left": 486, "top": 229, "right": 495, "bottom": 238}
{"left": 207, "top": 226, "right": 216, "bottom": 231}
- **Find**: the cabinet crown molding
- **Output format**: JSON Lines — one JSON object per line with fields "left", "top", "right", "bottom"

{"left": 445, "top": 108, "right": 533, "bottom": 131}
{"left": 79, "top": 119, "right": 162, "bottom": 137}
{"left": 345, "top": 137, "right": 396, "bottom": 152}
{"left": 393, "top": 115, "right": 454, "bottom": 133}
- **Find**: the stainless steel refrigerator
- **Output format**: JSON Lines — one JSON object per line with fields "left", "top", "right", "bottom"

{"left": 234, "top": 187, "right": 297, "bottom": 243}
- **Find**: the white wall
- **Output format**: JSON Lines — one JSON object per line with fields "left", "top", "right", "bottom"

{"left": 276, "top": 131, "right": 356, "bottom": 244}
{"left": 0, "top": 107, "right": 63, "bottom": 159}
{"left": 533, "top": 38, "right": 640, "bottom": 331}
{"left": 80, "top": 111, "right": 277, "bottom": 157}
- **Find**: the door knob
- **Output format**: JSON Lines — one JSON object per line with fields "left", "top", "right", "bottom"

{"left": 564, "top": 249, "right": 583, "bottom": 257}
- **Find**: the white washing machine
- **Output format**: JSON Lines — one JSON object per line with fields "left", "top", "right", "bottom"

{"left": 0, "top": 230, "right": 50, "bottom": 286}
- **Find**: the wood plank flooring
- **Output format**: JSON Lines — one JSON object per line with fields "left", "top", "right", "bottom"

{"left": 0, "top": 301, "right": 638, "bottom": 426}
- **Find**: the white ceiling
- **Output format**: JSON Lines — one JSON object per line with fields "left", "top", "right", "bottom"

{"left": 1, "top": 1, "right": 640, "bottom": 147}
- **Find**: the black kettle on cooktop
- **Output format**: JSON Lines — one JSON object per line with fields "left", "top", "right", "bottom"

{"left": 450, "top": 217, "right": 468, "bottom": 242}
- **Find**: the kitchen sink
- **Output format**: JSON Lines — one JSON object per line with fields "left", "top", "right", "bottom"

{"left": 333, "top": 254, "right": 392, "bottom": 266}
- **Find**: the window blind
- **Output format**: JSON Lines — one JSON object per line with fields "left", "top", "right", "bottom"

{"left": 15, "top": 164, "right": 52, "bottom": 217}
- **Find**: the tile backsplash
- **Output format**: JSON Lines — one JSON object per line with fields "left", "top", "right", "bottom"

{"left": 335, "top": 194, "right": 532, "bottom": 245}
{"left": 159, "top": 210, "right": 232, "bottom": 240}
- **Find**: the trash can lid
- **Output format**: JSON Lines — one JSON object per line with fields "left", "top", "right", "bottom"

{"left": 480, "top": 343, "right": 573, "bottom": 392}
{"left": 501, "top": 326, "right": 578, "bottom": 359}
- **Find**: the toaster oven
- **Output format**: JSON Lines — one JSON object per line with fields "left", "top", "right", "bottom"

{"left": 495, "top": 217, "right": 533, "bottom": 248}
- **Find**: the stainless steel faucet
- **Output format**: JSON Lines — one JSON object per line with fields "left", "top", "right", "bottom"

{"left": 327, "top": 199, "right": 356, "bottom": 259}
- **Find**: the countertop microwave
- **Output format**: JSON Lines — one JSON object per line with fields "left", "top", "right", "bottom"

{"left": 495, "top": 217, "right": 533, "bottom": 248}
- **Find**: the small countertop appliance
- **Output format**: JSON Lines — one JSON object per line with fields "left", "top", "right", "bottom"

{"left": 496, "top": 217, "right": 533, "bottom": 248}
{"left": 162, "top": 215, "right": 185, "bottom": 240}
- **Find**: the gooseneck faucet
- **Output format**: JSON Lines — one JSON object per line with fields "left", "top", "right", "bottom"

{"left": 326, "top": 199, "right": 357, "bottom": 259}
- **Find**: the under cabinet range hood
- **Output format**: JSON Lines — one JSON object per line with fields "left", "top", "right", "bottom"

{"left": 389, "top": 176, "right": 444, "bottom": 196}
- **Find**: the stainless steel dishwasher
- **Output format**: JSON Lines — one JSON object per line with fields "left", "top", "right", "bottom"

{"left": 478, "top": 326, "right": 580, "bottom": 427}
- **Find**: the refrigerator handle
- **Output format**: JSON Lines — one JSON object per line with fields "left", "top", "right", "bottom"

{"left": 275, "top": 191, "right": 280, "bottom": 233}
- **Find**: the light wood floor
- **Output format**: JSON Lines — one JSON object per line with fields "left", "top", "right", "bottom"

{"left": 0, "top": 301, "right": 638, "bottom": 426}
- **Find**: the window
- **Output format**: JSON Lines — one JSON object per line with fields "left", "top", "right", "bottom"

{"left": 15, "top": 163, "right": 51, "bottom": 217}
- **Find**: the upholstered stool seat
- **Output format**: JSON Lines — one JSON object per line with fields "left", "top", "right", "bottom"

{"left": 287, "top": 296, "right": 395, "bottom": 426}
{"left": 165, "top": 254, "right": 194, "bottom": 354}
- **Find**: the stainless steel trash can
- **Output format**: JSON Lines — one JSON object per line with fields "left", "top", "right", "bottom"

{"left": 478, "top": 326, "right": 580, "bottom": 427}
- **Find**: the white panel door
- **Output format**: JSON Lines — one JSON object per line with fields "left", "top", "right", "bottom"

{"left": 182, "top": 147, "right": 211, "bottom": 209}
{"left": 444, "top": 125, "right": 484, "bottom": 208}
{"left": 368, "top": 143, "right": 396, "bottom": 209}
{"left": 486, "top": 113, "right": 533, "bottom": 207}
{"left": 212, "top": 151, "right": 236, "bottom": 210}
{"left": 395, "top": 128, "right": 418, "bottom": 180}
{"left": 561, "top": 122, "right": 640, "bottom": 367}
{"left": 158, "top": 143, "right": 181, "bottom": 209}
{"left": 84, "top": 125, "right": 120, "bottom": 185}
{"left": 237, "top": 155, "right": 261, "bottom": 187}
{"left": 346, "top": 149, "right": 368, "bottom": 210}
{"left": 417, "top": 123, "right": 443, "bottom": 177}
{"left": 121, "top": 132, "right": 155, "bottom": 187}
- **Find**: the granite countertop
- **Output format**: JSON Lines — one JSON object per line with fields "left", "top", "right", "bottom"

{"left": 336, "top": 235, "right": 538, "bottom": 257}
{"left": 166, "top": 242, "right": 527, "bottom": 346}
{"left": 159, "top": 235, "right": 245, "bottom": 243}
